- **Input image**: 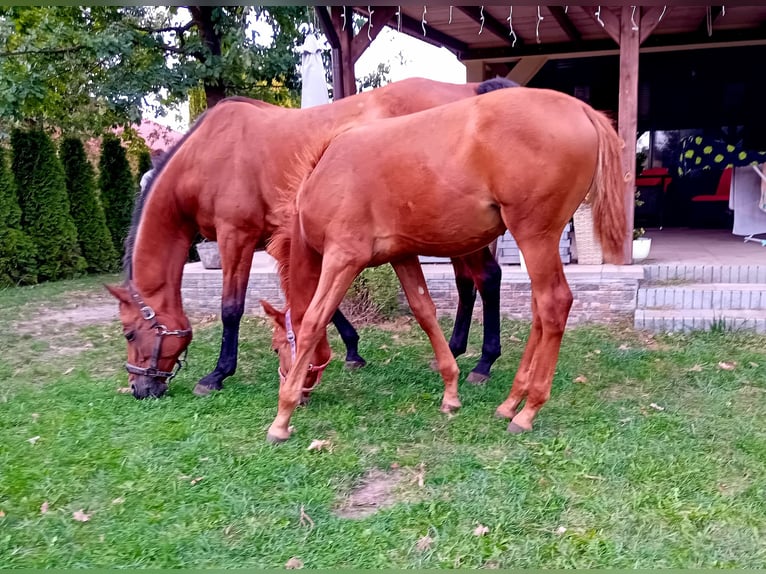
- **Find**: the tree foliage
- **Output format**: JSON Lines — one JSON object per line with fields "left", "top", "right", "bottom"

{"left": 0, "top": 6, "right": 307, "bottom": 135}
{"left": 0, "top": 145, "right": 37, "bottom": 286}
{"left": 98, "top": 134, "right": 135, "bottom": 258}
{"left": 10, "top": 129, "right": 85, "bottom": 281}
{"left": 61, "top": 137, "right": 118, "bottom": 273}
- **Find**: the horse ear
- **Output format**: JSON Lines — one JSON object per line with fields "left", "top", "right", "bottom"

{"left": 105, "top": 284, "right": 131, "bottom": 305}
{"left": 260, "top": 299, "right": 285, "bottom": 328}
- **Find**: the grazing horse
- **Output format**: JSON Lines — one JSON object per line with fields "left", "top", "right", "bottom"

{"left": 261, "top": 87, "right": 626, "bottom": 443}
{"left": 106, "top": 77, "right": 516, "bottom": 400}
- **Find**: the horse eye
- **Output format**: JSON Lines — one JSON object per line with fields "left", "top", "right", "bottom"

{"left": 273, "top": 348, "right": 279, "bottom": 354}
{"left": 125, "top": 331, "right": 136, "bottom": 342}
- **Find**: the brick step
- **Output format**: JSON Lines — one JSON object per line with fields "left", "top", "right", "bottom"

{"left": 638, "top": 284, "right": 766, "bottom": 310}
{"left": 635, "top": 309, "right": 766, "bottom": 333}
{"left": 644, "top": 264, "right": 766, "bottom": 284}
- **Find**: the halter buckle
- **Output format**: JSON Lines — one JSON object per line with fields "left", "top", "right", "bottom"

{"left": 140, "top": 306, "right": 156, "bottom": 320}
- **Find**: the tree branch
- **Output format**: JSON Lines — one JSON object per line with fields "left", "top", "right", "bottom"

{"left": 130, "top": 21, "right": 195, "bottom": 36}
{"left": 0, "top": 46, "right": 86, "bottom": 58}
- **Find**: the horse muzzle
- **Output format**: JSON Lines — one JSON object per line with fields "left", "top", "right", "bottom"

{"left": 128, "top": 373, "right": 169, "bottom": 399}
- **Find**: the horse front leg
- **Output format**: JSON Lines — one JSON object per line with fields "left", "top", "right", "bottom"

{"left": 331, "top": 308, "right": 367, "bottom": 369}
{"left": 267, "top": 252, "right": 363, "bottom": 443}
{"left": 464, "top": 247, "right": 502, "bottom": 385}
{"left": 393, "top": 256, "right": 461, "bottom": 413}
{"left": 194, "top": 229, "right": 257, "bottom": 396}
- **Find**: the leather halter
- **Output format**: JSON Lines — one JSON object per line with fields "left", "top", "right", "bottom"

{"left": 124, "top": 282, "right": 192, "bottom": 383}
{"left": 278, "top": 309, "right": 331, "bottom": 393}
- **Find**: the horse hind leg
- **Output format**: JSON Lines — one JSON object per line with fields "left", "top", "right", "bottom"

{"left": 331, "top": 308, "right": 367, "bottom": 369}
{"left": 499, "top": 239, "right": 572, "bottom": 434}
{"left": 393, "top": 256, "right": 461, "bottom": 413}
{"left": 194, "top": 227, "right": 258, "bottom": 396}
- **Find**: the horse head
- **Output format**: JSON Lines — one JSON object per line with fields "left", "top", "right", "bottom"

{"left": 261, "top": 300, "right": 331, "bottom": 405}
{"left": 106, "top": 283, "right": 192, "bottom": 399}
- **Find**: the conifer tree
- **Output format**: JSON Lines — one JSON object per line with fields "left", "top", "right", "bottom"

{"left": 98, "top": 134, "right": 136, "bottom": 257}
{"left": 60, "top": 137, "right": 118, "bottom": 273}
{"left": 10, "top": 129, "right": 86, "bottom": 281}
{"left": 0, "top": 146, "right": 37, "bottom": 286}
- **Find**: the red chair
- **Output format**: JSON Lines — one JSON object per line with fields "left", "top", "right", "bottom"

{"left": 636, "top": 167, "right": 672, "bottom": 193}
{"left": 691, "top": 167, "right": 733, "bottom": 203}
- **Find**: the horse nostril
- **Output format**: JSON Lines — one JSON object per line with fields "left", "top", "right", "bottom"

{"left": 130, "top": 383, "right": 136, "bottom": 391}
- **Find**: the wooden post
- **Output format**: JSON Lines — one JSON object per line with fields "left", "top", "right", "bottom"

{"left": 618, "top": 6, "right": 639, "bottom": 264}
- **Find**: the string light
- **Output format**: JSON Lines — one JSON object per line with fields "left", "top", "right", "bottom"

{"left": 449, "top": 5, "right": 453, "bottom": 24}
{"left": 341, "top": 6, "right": 347, "bottom": 31}
{"left": 421, "top": 5, "right": 427, "bottom": 36}
{"left": 367, "top": 6, "right": 374, "bottom": 41}
{"left": 658, "top": 6, "right": 667, "bottom": 23}
{"left": 595, "top": 6, "right": 605, "bottom": 28}
{"left": 630, "top": 6, "right": 638, "bottom": 31}
{"left": 536, "top": 5, "right": 544, "bottom": 44}
{"left": 396, "top": 6, "right": 401, "bottom": 32}
{"left": 507, "top": 6, "right": 517, "bottom": 48}
{"left": 479, "top": 6, "right": 485, "bottom": 35}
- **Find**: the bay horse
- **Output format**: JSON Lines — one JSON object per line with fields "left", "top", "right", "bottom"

{"left": 106, "top": 77, "right": 516, "bottom": 400}
{"left": 261, "top": 87, "right": 626, "bottom": 443}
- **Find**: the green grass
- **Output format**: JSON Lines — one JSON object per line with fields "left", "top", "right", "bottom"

{"left": 2, "top": 276, "right": 766, "bottom": 567}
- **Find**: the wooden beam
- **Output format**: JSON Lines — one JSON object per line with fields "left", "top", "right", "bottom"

{"left": 618, "top": 5, "right": 639, "bottom": 264}
{"left": 548, "top": 6, "right": 581, "bottom": 43}
{"left": 506, "top": 55, "right": 548, "bottom": 86}
{"left": 486, "top": 62, "right": 512, "bottom": 78}
{"left": 639, "top": 6, "right": 667, "bottom": 45}
{"left": 580, "top": 6, "right": 620, "bottom": 45}
{"left": 695, "top": 6, "right": 724, "bottom": 37}
{"left": 398, "top": 13, "right": 469, "bottom": 55}
{"left": 457, "top": 6, "right": 517, "bottom": 47}
{"left": 351, "top": 6, "right": 397, "bottom": 64}
{"left": 314, "top": 6, "right": 339, "bottom": 50}
{"left": 329, "top": 6, "right": 355, "bottom": 99}
{"left": 464, "top": 60, "right": 485, "bottom": 83}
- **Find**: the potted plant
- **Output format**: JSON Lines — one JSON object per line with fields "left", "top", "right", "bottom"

{"left": 632, "top": 190, "right": 651, "bottom": 261}
{"left": 195, "top": 239, "right": 222, "bottom": 269}
{"left": 632, "top": 227, "right": 652, "bottom": 261}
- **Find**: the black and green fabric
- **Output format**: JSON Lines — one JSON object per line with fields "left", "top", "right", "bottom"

{"left": 678, "top": 135, "right": 766, "bottom": 175}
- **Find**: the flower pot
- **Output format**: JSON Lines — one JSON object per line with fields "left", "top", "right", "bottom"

{"left": 196, "top": 241, "right": 222, "bottom": 269}
{"left": 632, "top": 237, "right": 652, "bottom": 262}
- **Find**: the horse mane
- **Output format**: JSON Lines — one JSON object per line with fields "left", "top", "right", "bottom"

{"left": 122, "top": 107, "right": 214, "bottom": 280}
{"left": 475, "top": 77, "right": 519, "bottom": 94}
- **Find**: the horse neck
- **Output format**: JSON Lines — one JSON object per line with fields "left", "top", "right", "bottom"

{"left": 131, "top": 178, "right": 194, "bottom": 315}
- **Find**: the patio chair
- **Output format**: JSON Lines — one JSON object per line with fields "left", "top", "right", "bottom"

{"left": 690, "top": 167, "right": 734, "bottom": 228}
{"left": 635, "top": 167, "right": 672, "bottom": 228}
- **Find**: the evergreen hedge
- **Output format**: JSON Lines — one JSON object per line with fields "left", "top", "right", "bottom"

{"left": 10, "top": 129, "right": 86, "bottom": 281}
{"left": 0, "top": 146, "right": 37, "bottom": 286}
{"left": 60, "top": 137, "right": 118, "bottom": 273}
{"left": 99, "top": 134, "right": 136, "bottom": 257}
{"left": 137, "top": 148, "right": 152, "bottom": 180}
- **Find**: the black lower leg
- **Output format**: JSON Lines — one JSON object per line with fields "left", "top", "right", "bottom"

{"left": 469, "top": 259, "right": 502, "bottom": 380}
{"left": 196, "top": 299, "right": 243, "bottom": 391}
{"left": 331, "top": 308, "right": 366, "bottom": 368}
{"left": 449, "top": 274, "right": 477, "bottom": 358}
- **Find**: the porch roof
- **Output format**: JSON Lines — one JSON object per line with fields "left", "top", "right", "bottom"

{"left": 356, "top": 5, "right": 766, "bottom": 62}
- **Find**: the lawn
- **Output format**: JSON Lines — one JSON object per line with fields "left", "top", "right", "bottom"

{"left": 1, "top": 275, "right": 766, "bottom": 568}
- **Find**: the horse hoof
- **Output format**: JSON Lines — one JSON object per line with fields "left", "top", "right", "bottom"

{"left": 193, "top": 383, "right": 218, "bottom": 397}
{"left": 266, "top": 432, "right": 290, "bottom": 444}
{"left": 507, "top": 420, "right": 530, "bottom": 434}
{"left": 345, "top": 359, "right": 367, "bottom": 370}
{"left": 466, "top": 371, "right": 490, "bottom": 385}
{"left": 440, "top": 402, "right": 461, "bottom": 414}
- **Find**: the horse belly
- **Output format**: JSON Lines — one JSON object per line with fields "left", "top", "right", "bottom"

{"left": 372, "top": 200, "right": 504, "bottom": 261}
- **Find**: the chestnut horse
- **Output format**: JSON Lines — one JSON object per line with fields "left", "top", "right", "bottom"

{"left": 262, "top": 87, "right": 626, "bottom": 443}
{"left": 106, "top": 77, "right": 516, "bottom": 400}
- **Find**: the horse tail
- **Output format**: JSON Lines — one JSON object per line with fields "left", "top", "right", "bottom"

{"left": 582, "top": 106, "right": 627, "bottom": 264}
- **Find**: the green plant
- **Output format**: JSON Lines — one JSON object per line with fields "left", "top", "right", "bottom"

{"left": 98, "top": 134, "right": 136, "bottom": 257}
{"left": 10, "top": 129, "right": 86, "bottom": 281}
{"left": 633, "top": 227, "right": 646, "bottom": 240}
{"left": 0, "top": 146, "right": 37, "bottom": 286}
{"left": 342, "top": 264, "right": 401, "bottom": 323}
{"left": 60, "top": 137, "right": 118, "bottom": 273}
